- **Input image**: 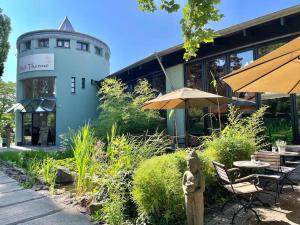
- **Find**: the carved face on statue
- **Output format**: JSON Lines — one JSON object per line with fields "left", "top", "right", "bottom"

{"left": 188, "top": 158, "right": 199, "bottom": 174}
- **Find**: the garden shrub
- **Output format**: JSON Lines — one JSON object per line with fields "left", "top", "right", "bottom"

{"left": 197, "top": 106, "right": 268, "bottom": 204}
{"left": 96, "top": 78, "right": 164, "bottom": 138}
{"left": 132, "top": 151, "right": 187, "bottom": 225}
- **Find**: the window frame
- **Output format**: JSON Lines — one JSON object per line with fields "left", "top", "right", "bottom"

{"left": 38, "top": 38, "right": 49, "bottom": 48}
{"left": 76, "top": 41, "right": 89, "bottom": 51}
{"left": 94, "top": 46, "right": 103, "bottom": 56}
{"left": 82, "top": 78, "right": 85, "bottom": 89}
{"left": 57, "top": 39, "right": 70, "bottom": 48}
{"left": 24, "top": 41, "right": 31, "bottom": 51}
{"left": 71, "top": 77, "right": 76, "bottom": 94}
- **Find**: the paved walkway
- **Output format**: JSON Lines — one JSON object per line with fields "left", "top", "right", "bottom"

{"left": 0, "top": 145, "right": 62, "bottom": 152}
{"left": 0, "top": 172, "right": 93, "bottom": 225}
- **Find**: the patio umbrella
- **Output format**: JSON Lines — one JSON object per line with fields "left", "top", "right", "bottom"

{"left": 222, "top": 36, "right": 300, "bottom": 94}
{"left": 143, "top": 87, "right": 232, "bottom": 110}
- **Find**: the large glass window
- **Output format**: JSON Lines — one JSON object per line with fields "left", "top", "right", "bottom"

{"left": 23, "top": 77, "right": 55, "bottom": 99}
{"left": 230, "top": 50, "right": 256, "bottom": 101}
{"left": 262, "top": 95, "right": 292, "bottom": 144}
{"left": 185, "top": 61, "right": 202, "bottom": 89}
{"left": 259, "top": 41, "right": 292, "bottom": 144}
{"left": 257, "top": 42, "right": 286, "bottom": 58}
{"left": 206, "top": 57, "right": 227, "bottom": 96}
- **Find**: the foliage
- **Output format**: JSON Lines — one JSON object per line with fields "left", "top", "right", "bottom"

{"left": 0, "top": 9, "right": 11, "bottom": 76}
{"left": 96, "top": 78, "right": 164, "bottom": 138}
{"left": 265, "top": 119, "right": 293, "bottom": 144}
{"left": 92, "top": 125, "right": 170, "bottom": 224}
{"left": 194, "top": 106, "right": 268, "bottom": 204}
{"left": 71, "top": 124, "right": 97, "bottom": 196}
{"left": 137, "top": 0, "right": 223, "bottom": 60}
{"left": 201, "top": 106, "right": 267, "bottom": 169}
{"left": 132, "top": 151, "right": 187, "bottom": 225}
{"left": 0, "top": 79, "right": 15, "bottom": 136}
{"left": 41, "top": 157, "right": 58, "bottom": 193}
{"left": 0, "top": 149, "right": 72, "bottom": 169}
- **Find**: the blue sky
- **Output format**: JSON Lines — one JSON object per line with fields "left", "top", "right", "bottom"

{"left": 1, "top": 0, "right": 300, "bottom": 82}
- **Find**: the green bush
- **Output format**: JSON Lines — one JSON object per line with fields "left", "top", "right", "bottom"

{"left": 132, "top": 151, "right": 187, "bottom": 225}
{"left": 96, "top": 78, "right": 164, "bottom": 138}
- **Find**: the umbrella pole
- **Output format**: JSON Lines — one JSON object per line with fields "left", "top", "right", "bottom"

{"left": 174, "top": 110, "right": 178, "bottom": 148}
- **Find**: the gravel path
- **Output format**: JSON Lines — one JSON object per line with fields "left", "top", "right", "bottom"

{"left": 0, "top": 172, "right": 93, "bottom": 225}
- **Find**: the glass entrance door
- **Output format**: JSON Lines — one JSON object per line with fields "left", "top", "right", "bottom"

{"left": 32, "top": 113, "right": 48, "bottom": 145}
{"left": 22, "top": 112, "right": 56, "bottom": 145}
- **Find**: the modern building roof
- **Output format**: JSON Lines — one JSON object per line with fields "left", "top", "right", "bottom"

{"left": 58, "top": 16, "right": 75, "bottom": 32}
{"left": 109, "top": 4, "right": 300, "bottom": 77}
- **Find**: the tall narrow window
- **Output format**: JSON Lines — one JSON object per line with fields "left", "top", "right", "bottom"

{"left": 71, "top": 77, "right": 76, "bottom": 94}
{"left": 82, "top": 78, "right": 85, "bottom": 89}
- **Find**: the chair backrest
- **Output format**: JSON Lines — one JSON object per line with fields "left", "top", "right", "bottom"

{"left": 212, "top": 161, "right": 231, "bottom": 184}
{"left": 255, "top": 151, "right": 280, "bottom": 171}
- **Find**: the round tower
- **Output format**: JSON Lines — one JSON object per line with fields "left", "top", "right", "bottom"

{"left": 15, "top": 17, "right": 110, "bottom": 145}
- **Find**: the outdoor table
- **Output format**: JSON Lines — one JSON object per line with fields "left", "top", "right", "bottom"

{"left": 233, "top": 160, "right": 270, "bottom": 169}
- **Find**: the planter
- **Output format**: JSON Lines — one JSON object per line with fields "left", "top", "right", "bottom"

{"left": 278, "top": 146, "right": 286, "bottom": 153}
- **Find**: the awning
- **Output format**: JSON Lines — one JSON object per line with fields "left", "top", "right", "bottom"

{"left": 5, "top": 99, "right": 56, "bottom": 113}
{"left": 5, "top": 103, "right": 26, "bottom": 113}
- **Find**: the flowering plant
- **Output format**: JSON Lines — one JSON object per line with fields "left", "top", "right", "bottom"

{"left": 275, "top": 140, "right": 287, "bottom": 147}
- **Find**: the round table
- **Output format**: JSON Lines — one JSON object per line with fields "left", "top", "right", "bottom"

{"left": 233, "top": 160, "right": 270, "bottom": 169}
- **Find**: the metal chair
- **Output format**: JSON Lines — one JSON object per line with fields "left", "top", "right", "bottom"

{"left": 255, "top": 151, "right": 296, "bottom": 193}
{"left": 212, "top": 161, "right": 263, "bottom": 224}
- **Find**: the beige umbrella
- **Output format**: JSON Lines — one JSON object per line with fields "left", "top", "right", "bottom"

{"left": 143, "top": 87, "right": 232, "bottom": 109}
{"left": 223, "top": 36, "right": 300, "bottom": 93}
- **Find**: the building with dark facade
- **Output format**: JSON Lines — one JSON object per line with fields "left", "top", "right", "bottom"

{"left": 104, "top": 5, "right": 300, "bottom": 144}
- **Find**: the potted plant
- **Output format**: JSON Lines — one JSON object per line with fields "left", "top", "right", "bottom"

{"left": 275, "top": 140, "right": 287, "bottom": 153}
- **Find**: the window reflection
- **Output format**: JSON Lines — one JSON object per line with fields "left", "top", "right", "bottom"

{"left": 258, "top": 41, "right": 292, "bottom": 144}
{"left": 230, "top": 50, "right": 256, "bottom": 101}
{"left": 206, "top": 57, "right": 227, "bottom": 96}
{"left": 185, "top": 61, "right": 202, "bottom": 89}
{"left": 23, "top": 77, "right": 55, "bottom": 99}
{"left": 258, "top": 42, "right": 286, "bottom": 58}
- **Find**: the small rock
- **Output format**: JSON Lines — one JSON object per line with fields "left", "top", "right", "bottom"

{"left": 89, "top": 202, "right": 102, "bottom": 214}
{"left": 79, "top": 195, "right": 93, "bottom": 207}
{"left": 55, "top": 166, "right": 74, "bottom": 184}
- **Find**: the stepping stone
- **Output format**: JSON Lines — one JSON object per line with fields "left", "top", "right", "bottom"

{"left": 18, "top": 208, "right": 93, "bottom": 225}
{"left": 0, "top": 189, "right": 44, "bottom": 207}
{"left": 0, "top": 181, "right": 22, "bottom": 193}
{"left": 0, "top": 197, "right": 60, "bottom": 225}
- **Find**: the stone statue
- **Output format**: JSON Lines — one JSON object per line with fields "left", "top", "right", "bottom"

{"left": 4, "top": 123, "right": 13, "bottom": 148}
{"left": 38, "top": 121, "right": 49, "bottom": 146}
{"left": 182, "top": 150, "right": 205, "bottom": 225}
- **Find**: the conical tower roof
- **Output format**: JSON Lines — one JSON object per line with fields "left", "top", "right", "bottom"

{"left": 58, "top": 16, "right": 75, "bottom": 32}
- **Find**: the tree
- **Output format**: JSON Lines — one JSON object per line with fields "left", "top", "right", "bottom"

{"left": 0, "top": 79, "right": 15, "bottom": 136}
{"left": 137, "top": 0, "right": 223, "bottom": 61}
{"left": 96, "top": 78, "right": 164, "bottom": 138}
{"left": 0, "top": 8, "right": 11, "bottom": 76}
